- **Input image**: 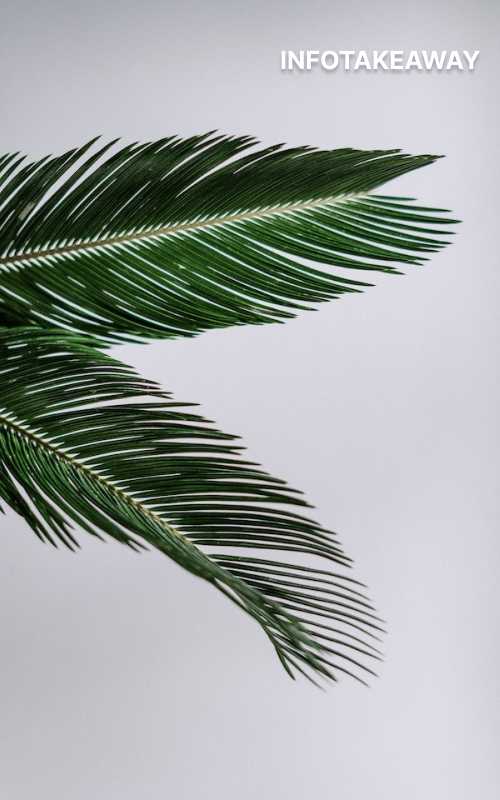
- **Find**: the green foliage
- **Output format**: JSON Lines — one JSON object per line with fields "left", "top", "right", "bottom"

{"left": 0, "top": 135, "right": 454, "bottom": 342}
{"left": 0, "top": 135, "right": 456, "bottom": 683}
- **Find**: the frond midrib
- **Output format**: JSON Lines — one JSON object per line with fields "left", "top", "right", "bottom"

{"left": 0, "top": 192, "right": 361, "bottom": 268}
{"left": 0, "top": 410, "right": 187, "bottom": 543}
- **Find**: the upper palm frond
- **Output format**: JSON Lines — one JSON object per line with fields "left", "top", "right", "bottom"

{"left": 0, "top": 134, "right": 455, "bottom": 342}
{"left": 0, "top": 327, "right": 381, "bottom": 684}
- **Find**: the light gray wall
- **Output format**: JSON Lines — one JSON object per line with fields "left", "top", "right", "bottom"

{"left": 1, "top": 1, "right": 498, "bottom": 798}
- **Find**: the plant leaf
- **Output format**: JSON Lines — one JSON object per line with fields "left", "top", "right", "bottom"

{"left": 0, "top": 327, "right": 383, "bottom": 684}
{"left": 0, "top": 135, "right": 456, "bottom": 342}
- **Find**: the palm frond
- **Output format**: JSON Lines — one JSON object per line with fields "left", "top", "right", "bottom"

{"left": 0, "top": 327, "right": 382, "bottom": 684}
{"left": 0, "top": 134, "right": 455, "bottom": 342}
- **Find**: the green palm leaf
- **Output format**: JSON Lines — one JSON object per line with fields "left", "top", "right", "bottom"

{"left": 0, "top": 134, "right": 455, "bottom": 342}
{"left": 0, "top": 327, "right": 382, "bottom": 684}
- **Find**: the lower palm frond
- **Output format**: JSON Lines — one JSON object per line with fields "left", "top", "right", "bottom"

{"left": 0, "top": 134, "right": 456, "bottom": 342}
{"left": 0, "top": 327, "right": 381, "bottom": 684}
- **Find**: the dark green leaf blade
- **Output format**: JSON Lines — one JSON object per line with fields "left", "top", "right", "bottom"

{"left": 0, "top": 135, "right": 456, "bottom": 342}
{"left": 0, "top": 327, "right": 381, "bottom": 684}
